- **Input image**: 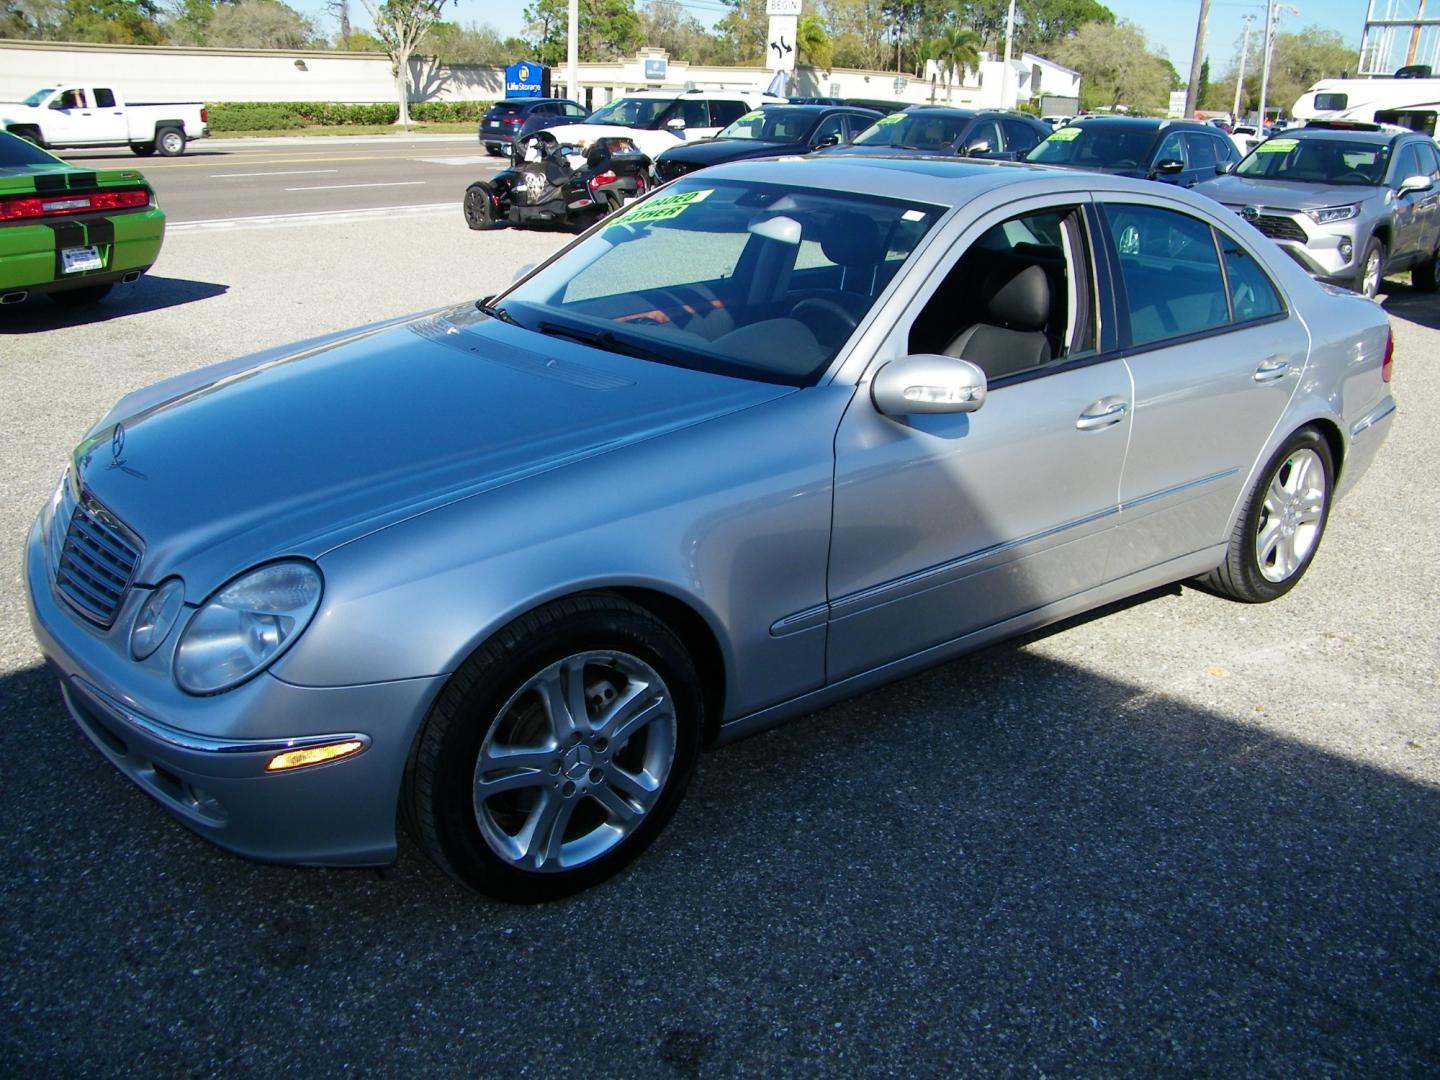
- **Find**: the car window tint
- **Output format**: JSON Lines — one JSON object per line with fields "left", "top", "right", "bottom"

{"left": 1393, "top": 143, "right": 1422, "bottom": 182}
{"left": 1154, "top": 131, "right": 1187, "bottom": 166}
{"left": 94, "top": 88, "right": 116, "bottom": 108}
{"left": 710, "top": 100, "right": 748, "bottom": 128}
{"left": 678, "top": 99, "right": 711, "bottom": 128}
{"left": 1417, "top": 140, "right": 1440, "bottom": 177}
{"left": 57, "top": 88, "right": 86, "bottom": 108}
{"left": 908, "top": 205, "right": 1097, "bottom": 378}
{"left": 566, "top": 103, "right": 588, "bottom": 117}
{"left": 811, "top": 114, "right": 845, "bottom": 146}
{"left": 1103, "top": 204, "right": 1228, "bottom": 346}
{"left": 1184, "top": 133, "right": 1217, "bottom": 169}
{"left": 1001, "top": 119, "right": 1041, "bottom": 154}
{"left": 1219, "top": 235, "right": 1284, "bottom": 322}
{"left": 965, "top": 120, "right": 1001, "bottom": 153}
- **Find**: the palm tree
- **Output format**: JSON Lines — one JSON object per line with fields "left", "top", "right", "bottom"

{"left": 796, "top": 13, "right": 831, "bottom": 72}
{"left": 932, "top": 25, "right": 981, "bottom": 102}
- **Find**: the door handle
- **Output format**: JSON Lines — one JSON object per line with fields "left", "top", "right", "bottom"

{"left": 1253, "top": 357, "right": 1291, "bottom": 382}
{"left": 1075, "top": 401, "right": 1128, "bottom": 430}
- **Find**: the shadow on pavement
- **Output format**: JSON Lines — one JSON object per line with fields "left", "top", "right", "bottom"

{"left": 1383, "top": 279, "right": 1440, "bottom": 330}
{"left": 1, "top": 624, "right": 1435, "bottom": 1076}
{"left": 0, "top": 275, "right": 228, "bottom": 334}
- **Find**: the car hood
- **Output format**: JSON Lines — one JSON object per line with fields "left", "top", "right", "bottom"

{"left": 0, "top": 103, "right": 42, "bottom": 123}
{"left": 541, "top": 122, "right": 681, "bottom": 155}
{"left": 657, "top": 139, "right": 805, "bottom": 166}
{"left": 72, "top": 306, "right": 794, "bottom": 592}
{"left": 818, "top": 144, "right": 957, "bottom": 158}
{"left": 1195, "top": 175, "right": 1381, "bottom": 211}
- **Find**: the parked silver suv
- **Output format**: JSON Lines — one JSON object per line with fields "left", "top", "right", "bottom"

{"left": 1195, "top": 120, "right": 1440, "bottom": 298}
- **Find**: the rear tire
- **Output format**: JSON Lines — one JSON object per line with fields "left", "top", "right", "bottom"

{"left": 155, "top": 126, "right": 186, "bottom": 157}
{"left": 1199, "top": 428, "right": 1333, "bottom": 603}
{"left": 462, "top": 182, "right": 497, "bottom": 230}
{"left": 403, "top": 594, "right": 703, "bottom": 903}
{"left": 130, "top": 142, "right": 156, "bottom": 156}
{"left": 48, "top": 283, "right": 113, "bottom": 306}
{"left": 1413, "top": 243, "right": 1440, "bottom": 292}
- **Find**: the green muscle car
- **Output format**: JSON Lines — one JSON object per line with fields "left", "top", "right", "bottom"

{"left": 0, "top": 130, "right": 165, "bottom": 306}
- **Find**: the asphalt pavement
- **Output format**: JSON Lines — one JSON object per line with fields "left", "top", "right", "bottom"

{"left": 1, "top": 205, "right": 1437, "bottom": 1077}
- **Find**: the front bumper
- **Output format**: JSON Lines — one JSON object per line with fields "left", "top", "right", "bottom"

{"left": 1225, "top": 203, "right": 1367, "bottom": 283}
{"left": 24, "top": 510, "right": 445, "bottom": 867}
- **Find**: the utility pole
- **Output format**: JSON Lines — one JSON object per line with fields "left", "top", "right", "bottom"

{"left": 1184, "top": 0, "right": 1213, "bottom": 117}
{"left": 1232, "top": 14, "right": 1254, "bottom": 122}
{"left": 566, "top": 0, "right": 578, "bottom": 105}
{"left": 1257, "top": 2, "right": 1298, "bottom": 131}
{"left": 1001, "top": 0, "right": 1017, "bottom": 108}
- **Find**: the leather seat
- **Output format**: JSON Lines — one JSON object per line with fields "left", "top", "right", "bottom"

{"left": 943, "top": 264, "right": 1052, "bottom": 378}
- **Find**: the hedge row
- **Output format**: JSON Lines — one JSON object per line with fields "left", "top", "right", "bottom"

{"left": 206, "top": 100, "right": 493, "bottom": 130}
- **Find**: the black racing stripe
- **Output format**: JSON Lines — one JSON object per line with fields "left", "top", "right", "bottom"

{"left": 45, "top": 222, "right": 88, "bottom": 277}
{"left": 65, "top": 171, "right": 98, "bottom": 190}
{"left": 85, "top": 217, "right": 116, "bottom": 247}
{"left": 34, "top": 174, "right": 67, "bottom": 193}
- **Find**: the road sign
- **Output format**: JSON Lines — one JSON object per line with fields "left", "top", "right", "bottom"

{"left": 1168, "top": 90, "right": 1187, "bottom": 118}
{"left": 766, "top": 0, "right": 801, "bottom": 15}
{"left": 767, "top": 14, "right": 797, "bottom": 72}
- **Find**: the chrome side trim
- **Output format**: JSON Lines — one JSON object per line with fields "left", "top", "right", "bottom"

{"left": 73, "top": 678, "right": 371, "bottom": 757}
{"left": 828, "top": 504, "right": 1119, "bottom": 620}
{"left": 1351, "top": 398, "right": 1397, "bottom": 438}
{"left": 770, "top": 603, "right": 830, "bottom": 637}
{"left": 1118, "top": 468, "right": 1240, "bottom": 512}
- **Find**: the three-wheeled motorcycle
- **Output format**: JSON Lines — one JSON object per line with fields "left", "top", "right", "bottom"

{"left": 462, "top": 131, "right": 652, "bottom": 232}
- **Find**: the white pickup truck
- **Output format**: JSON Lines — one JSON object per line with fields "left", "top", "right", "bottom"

{"left": 1, "top": 85, "right": 209, "bottom": 157}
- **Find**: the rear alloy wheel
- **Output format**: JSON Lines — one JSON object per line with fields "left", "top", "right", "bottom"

{"left": 48, "top": 283, "right": 113, "bottom": 306}
{"left": 1354, "top": 237, "right": 1386, "bottom": 299}
{"left": 1200, "top": 428, "right": 1333, "bottom": 603}
{"left": 462, "top": 182, "right": 497, "bottom": 230}
{"left": 155, "top": 127, "right": 186, "bottom": 157}
{"left": 405, "top": 595, "right": 702, "bottom": 902}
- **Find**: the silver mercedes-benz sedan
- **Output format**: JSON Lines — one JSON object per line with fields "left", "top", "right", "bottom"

{"left": 26, "top": 157, "right": 1396, "bottom": 902}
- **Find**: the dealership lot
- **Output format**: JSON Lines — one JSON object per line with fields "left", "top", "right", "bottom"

{"left": 2, "top": 206, "right": 1438, "bottom": 1074}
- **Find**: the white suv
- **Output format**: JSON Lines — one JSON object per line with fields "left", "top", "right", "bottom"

{"left": 540, "top": 90, "right": 766, "bottom": 161}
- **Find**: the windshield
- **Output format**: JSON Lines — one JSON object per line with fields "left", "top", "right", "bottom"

{"left": 496, "top": 178, "right": 943, "bottom": 386}
{"left": 1234, "top": 137, "right": 1389, "bottom": 185}
{"left": 852, "top": 111, "right": 966, "bottom": 150}
{"left": 717, "top": 109, "right": 815, "bottom": 142}
{"left": 588, "top": 97, "right": 673, "bottom": 128}
{"left": 0, "top": 130, "right": 62, "bottom": 167}
{"left": 22, "top": 88, "right": 56, "bottom": 107}
{"left": 1025, "top": 125, "right": 1159, "bottom": 169}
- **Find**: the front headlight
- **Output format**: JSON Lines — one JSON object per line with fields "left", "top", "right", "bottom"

{"left": 1305, "top": 204, "right": 1361, "bottom": 224}
{"left": 174, "top": 561, "right": 322, "bottom": 695}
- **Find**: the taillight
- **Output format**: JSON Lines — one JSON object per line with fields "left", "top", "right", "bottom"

{"left": 503, "top": 116, "right": 522, "bottom": 126}
{"left": 201, "top": 107, "right": 208, "bottom": 123}
{"left": 1381, "top": 329, "right": 1394, "bottom": 383}
{"left": 0, "top": 188, "right": 150, "bottom": 221}
{"left": 588, "top": 170, "right": 618, "bottom": 189}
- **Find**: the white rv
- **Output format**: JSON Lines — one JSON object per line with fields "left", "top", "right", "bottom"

{"left": 1292, "top": 75, "right": 1440, "bottom": 136}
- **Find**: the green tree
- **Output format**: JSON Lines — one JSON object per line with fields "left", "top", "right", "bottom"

{"left": 1052, "top": 19, "right": 1172, "bottom": 112}
{"left": 931, "top": 23, "right": 979, "bottom": 100}
{"left": 1197, "top": 55, "right": 1209, "bottom": 107}
{"left": 363, "top": 0, "right": 453, "bottom": 124}
{"left": 712, "top": 0, "right": 765, "bottom": 65}
{"left": 1017, "top": 0, "right": 1113, "bottom": 53}
{"left": 59, "top": 0, "right": 165, "bottom": 43}
{"left": 820, "top": 0, "right": 888, "bottom": 70}
{"left": 1210, "top": 24, "right": 1356, "bottom": 120}
{"left": 639, "top": 0, "right": 722, "bottom": 64}
{"left": 428, "top": 20, "right": 518, "bottom": 63}
{"left": 796, "top": 11, "right": 831, "bottom": 70}
{"left": 525, "top": 0, "right": 640, "bottom": 64}
{"left": 206, "top": 0, "right": 314, "bottom": 47}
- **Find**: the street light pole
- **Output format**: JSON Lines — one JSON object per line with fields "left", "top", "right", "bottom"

{"left": 567, "top": 0, "right": 579, "bottom": 105}
{"left": 1001, "top": 0, "right": 1017, "bottom": 108}
{"left": 1257, "top": 0, "right": 1275, "bottom": 131}
{"left": 1184, "top": 0, "right": 1213, "bottom": 117}
{"left": 1232, "top": 14, "right": 1254, "bottom": 122}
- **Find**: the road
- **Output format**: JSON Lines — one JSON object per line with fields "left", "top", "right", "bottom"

{"left": 1, "top": 207, "right": 1438, "bottom": 1077}
{"left": 58, "top": 134, "right": 508, "bottom": 224}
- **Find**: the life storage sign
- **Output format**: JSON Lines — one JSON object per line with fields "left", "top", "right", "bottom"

{"left": 505, "top": 61, "right": 550, "bottom": 98}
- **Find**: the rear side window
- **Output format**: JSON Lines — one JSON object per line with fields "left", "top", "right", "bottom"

{"left": 1219, "top": 235, "right": 1284, "bottom": 322}
{"left": 564, "top": 103, "right": 589, "bottom": 118}
{"left": 1001, "top": 118, "right": 1041, "bottom": 154}
{"left": 94, "top": 88, "right": 116, "bottom": 108}
{"left": 678, "top": 99, "right": 710, "bottom": 128}
{"left": 1183, "top": 132, "right": 1218, "bottom": 169}
{"left": 1103, "top": 204, "right": 1228, "bottom": 346}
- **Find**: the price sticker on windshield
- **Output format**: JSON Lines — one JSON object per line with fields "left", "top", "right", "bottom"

{"left": 737, "top": 111, "right": 763, "bottom": 123}
{"left": 612, "top": 188, "right": 713, "bottom": 225}
{"left": 1256, "top": 138, "right": 1297, "bottom": 154}
{"left": 875, "top": 113, "right": 904, "bottom": 126}
{"left": 1047, "top": 127, "right": 1081, "bottom": 141}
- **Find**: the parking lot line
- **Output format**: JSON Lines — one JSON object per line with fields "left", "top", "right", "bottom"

{"left": 283, "top": 181, "right": 428, "bottom": 191}
{"left": 211, "top": 169, "right": 341, "bottom": 178}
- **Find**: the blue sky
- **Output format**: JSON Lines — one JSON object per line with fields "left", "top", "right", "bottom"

{"left": 307, "top": 0, "right": 1364, "bottom": 83}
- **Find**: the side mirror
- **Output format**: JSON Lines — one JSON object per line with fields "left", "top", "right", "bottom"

{"left": 49, "top": 100, "right": 68, "bottom": 110}
{"left": 1215, "top": 161, "right": 1233, "bottom": 175}
{"left": 871, "top": 355, "right": 988, "bottom": 416}
{"left": 665, "top": 117, "right": 686, "bottom": 130}
{"left": 1400, "top": 173, "right": 1434, "bottom": 194}
{"left": 813, "top": 134, "right": 841, "bottom": 149}
{"left": 962, "top": 140, "right": 992, "bottom": 156}
{"left": 1154, "top": 158, "right": 1185, "bottom": 175}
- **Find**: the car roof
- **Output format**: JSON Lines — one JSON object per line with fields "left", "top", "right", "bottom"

{"left": 1066, "top": 116, "right": 1214, "bottom": 131}
{"left": 1286, "top": 126, "right": 1404, "bottom": 146}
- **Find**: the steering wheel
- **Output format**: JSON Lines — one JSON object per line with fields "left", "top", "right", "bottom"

{"left": 789, "top": 296, "right": 861, "bottom": 347}
{"left": 1339, "top": 170, "right": 1369, "bottom": 184}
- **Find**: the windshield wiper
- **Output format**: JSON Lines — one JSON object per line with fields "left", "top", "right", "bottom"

{"left": 475, "top": 298, "right": 516, "bottom": 324}
{"left": 536, "top": 321, "right": 677, "bottom": 365}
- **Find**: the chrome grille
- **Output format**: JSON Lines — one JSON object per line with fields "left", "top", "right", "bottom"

{"left": 53, "top": 485, "right": 142, "bottom": 627}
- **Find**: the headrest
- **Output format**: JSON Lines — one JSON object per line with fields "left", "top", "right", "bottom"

{"left": 983, "top": 264, "right": 1050, "bottom": 332}
{"left": 819, "top": 211, "right": 884, "bottom": 267}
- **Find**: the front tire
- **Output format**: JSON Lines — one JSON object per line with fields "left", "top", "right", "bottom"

{"left": 1200, "top": 428, "right": 1333, "bottom": 603}
{"left": 155, "top": 126, "right": 186, "bottom": 157}
{"left": 404, "top": 595, "right": 703, "bottom": 902}
{"left": 462, "top": 182, "right": 497, "bottom": 230}
{"left": 1354, "top": 237, "right": 1386, "bottom": 299}
{"left": 10, "top": 126, "right": 43, "bottom": 148}
{"left": 130, "top": 142, "right": 156, "bottom": 156}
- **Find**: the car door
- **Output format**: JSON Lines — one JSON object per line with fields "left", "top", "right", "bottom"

{"left": 826, "top": 194, "right": 1131, "bottom": 681}
{"left": 44, "top": 88, "right": 89, "bottom": 143}
{"left": 1001, "top": 118, "right": 1044, "bottom": 161}
{"left": 1182, "top": 131, "right": 1220, "bottom": 187}
{"left": 88, "top": 88, "right": 128, "bottom": 143}
{"left": 1389, "top": 142, "right": 1436, "bottom": 263}
{"left": 1097, "top": 197, "right": 1308, "bottom": 580}
{"left": 1414, "top": 139, "right": 1440, "bottom": 255}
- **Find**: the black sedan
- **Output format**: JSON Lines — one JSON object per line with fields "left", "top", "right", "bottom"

{"left": 654, "top": 104, "right": 882, "bottom": 183}
{"left": 819, "top": 106, "right": 1052, "bottom": 161}
{"left": 1024, "top": 116, "right": 1241, "bottom": 188}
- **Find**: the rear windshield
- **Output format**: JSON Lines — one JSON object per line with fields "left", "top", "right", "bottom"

{"left": 1026, "top": 125, "right": 1159, "bottom": 168}
{"left": 1234, "top": 137, "right": 1389, "bottom": 185}
{"left": 852, "top": 111, "right": 967, "bottom": 150}
{"left": 488, "top": 103, "right": 529, "bottom": 118}
{"left": 0, "top": 131, "right": 62, "bottom": 167}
